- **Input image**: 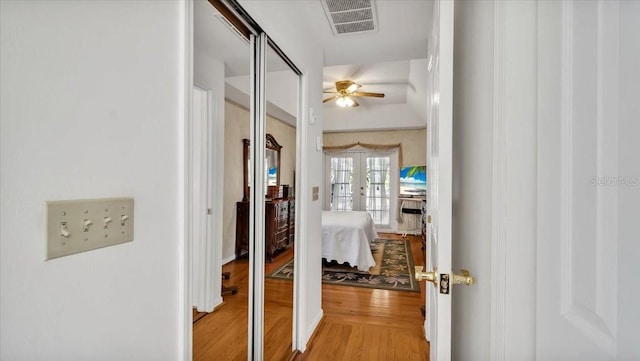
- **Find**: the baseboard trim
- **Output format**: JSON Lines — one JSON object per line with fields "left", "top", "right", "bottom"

{"left": 221, "top": 254, "right": 236, "bottom": 265}
{"left": 302, "top": 310, "right": 324, "bottom": 353}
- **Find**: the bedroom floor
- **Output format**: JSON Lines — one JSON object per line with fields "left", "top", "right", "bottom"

{"left": 192, "top": 233, "right": 428, "bottom": 361}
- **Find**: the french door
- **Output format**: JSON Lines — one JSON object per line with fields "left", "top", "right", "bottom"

{"left": 324, "top": 151, "right": 397, "bottom": 230}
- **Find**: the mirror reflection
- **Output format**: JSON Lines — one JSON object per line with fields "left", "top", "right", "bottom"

{"left": 243, "top": 133, "right": 283, "bottom": 201}
{"left": 192, "top": 0, "right": 250, "bottom": 359}
{"left": 266, "top": 148, "right": 278, "bottom": 186}
{"left": 191, "top": 2, "right": 299, "bottom": 359}
{"left": 263, "top": 41, "right": 298, "bottom": 361}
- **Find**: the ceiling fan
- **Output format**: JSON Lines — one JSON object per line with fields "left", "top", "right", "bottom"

{"left": 323, "top": 80, "right": 385, "bottom": 107}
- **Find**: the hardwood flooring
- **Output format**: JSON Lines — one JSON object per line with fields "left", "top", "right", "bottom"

{"left": 193, "top": 233, "right": 428, "bottom": 361}
{"left": 296, "top": 233, "right": 428, "bottom": 361}
{"left": 193, "top": 247, "right": 295, "bottom": 361}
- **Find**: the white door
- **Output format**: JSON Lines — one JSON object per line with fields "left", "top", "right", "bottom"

{"left": 424, "top": 0, "right": 455, "bottom": 360}
{"left": 325, "top": 151, "right": 397, "bottom": 229}
{"left": 536, "top": 1, "right": 636, "bottom": 359}
{"left": 190, "top": 86, "right": 221, "bottom": 313}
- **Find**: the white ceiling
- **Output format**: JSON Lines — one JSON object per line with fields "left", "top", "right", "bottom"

{"left": 195, "top": 0, "right": 434, "bottom": 132}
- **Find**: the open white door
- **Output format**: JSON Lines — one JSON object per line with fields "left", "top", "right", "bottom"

{"left": 420, "top": 1, "right": 460, "bottom": 360}
{"left": 537, "top": 1, "right": 638, "bottom": 359}
{"left": 190, "top": 86, "right": 223, "bottom": 313}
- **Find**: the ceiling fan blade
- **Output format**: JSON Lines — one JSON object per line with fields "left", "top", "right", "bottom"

{"left": 352, "top": 91, "right": 385, "bottom": 98}
{"left": 323, "top": 91, "right": 338, "bottom": 94}
{"left": 323, "top": 95, "right": 338, "bottom": 103}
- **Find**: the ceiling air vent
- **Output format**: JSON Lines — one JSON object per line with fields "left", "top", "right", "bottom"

{"left": 321, "top": 0, "right": 379, "bottom": 36}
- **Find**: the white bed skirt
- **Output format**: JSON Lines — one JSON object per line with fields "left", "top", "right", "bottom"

{"left": 321, "top": 211, "right": 379, "bottom": 271}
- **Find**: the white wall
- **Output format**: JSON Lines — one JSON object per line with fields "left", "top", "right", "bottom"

{"left": 451, "top": 1, "right": 494, "bottom": 360}
{"left": 0, "top": 1, "right": 183, "bottom": 360}
{"left": 237, "top": 0, "right": 325, "bottom": 349}
{"left": 323, "top": 104, "right": 424, "bottom": 132}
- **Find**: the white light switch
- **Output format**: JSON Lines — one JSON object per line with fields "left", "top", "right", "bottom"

{"left": 309, "top": 107, "right": 317, "bottom": 124}
{"left": 46, "top": 197, "right": 134, "bottom": 260}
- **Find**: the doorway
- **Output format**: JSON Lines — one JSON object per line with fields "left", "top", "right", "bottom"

{"left": 324, "top": 150, "right": 398, "bottom": 230}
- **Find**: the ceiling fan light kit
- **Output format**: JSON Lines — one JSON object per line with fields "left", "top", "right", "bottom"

{"left": 336, "top": 96, "right": 355, "bottom": 107}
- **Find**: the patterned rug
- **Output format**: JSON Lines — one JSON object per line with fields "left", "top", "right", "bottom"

{"left": 266, "top": 238, "right": 420, "bottom": 293}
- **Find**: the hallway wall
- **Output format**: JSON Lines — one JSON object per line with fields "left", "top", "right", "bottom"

{"left": 1, "top": 1, "right": 184, "bottom": 359}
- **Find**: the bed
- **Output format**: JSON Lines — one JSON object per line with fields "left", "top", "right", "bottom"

{"left": 321, "top": 211, "right": 379, "bottom": 271}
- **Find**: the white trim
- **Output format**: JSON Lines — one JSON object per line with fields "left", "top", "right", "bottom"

{"left": 191, "top": 86, "right": 208, "bottom": 311}
{"left": 489, "top": 1, "right": 507, "bottom": 361}
{"left": 179, "top": 1, "right": 193, "bottom": 360}
{"left": 222, "top": 254, "right": 236, "bottom": 266}
{"left": 292, "top": 71, "right": 303, "bottom": 353}
{"left": 306, "top": 309, "right": 324, "bottom": 347}
{"left": 294, "top": 72, "right": 309, "bottom": 352}
{"left": 208, "top": 86, "right": 225, "bottom": 310}
{"left": 205, "top": 88, "right": 224, "bottom": 310}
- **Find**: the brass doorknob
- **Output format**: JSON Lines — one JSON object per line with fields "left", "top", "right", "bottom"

{"left": 415, "top": 266, "right": 437, "bottom": 284}
{"left": 452, "top": 269, "right": 475, "bottom": 286}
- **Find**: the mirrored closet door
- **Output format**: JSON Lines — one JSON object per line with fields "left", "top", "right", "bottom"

{"left": 190, "top": 1, "right": 301, "bottom": 360}
{"left": 192, "top": 0, "right": 252, "bottom": 359}
{"left": 263, "top": 39, "right": 300, "bottom": 361}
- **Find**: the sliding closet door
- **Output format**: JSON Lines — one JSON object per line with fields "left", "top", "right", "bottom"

{"left": 191, "top": 3, "right": 302, "bottom": 360}
{"left": 191, "top": 1, "right": 252, "bottom": 360}
{"left": 263, "top": 39, "right": 300, "bottom": 361}
{"left": 248, "top": 32, "right": 268, "bottom": 361}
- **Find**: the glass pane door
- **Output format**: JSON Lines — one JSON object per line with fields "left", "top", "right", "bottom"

{"left": 328, "top": 156, "right": 355, "bottom": 211}
{"left": 325, "top": 151, "right": 396, "bottom": 230}
{"left": 364, "top": 155, "right": 391, "bottom": 225}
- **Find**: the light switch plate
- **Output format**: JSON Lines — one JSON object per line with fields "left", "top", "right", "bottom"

{"left": 46, "top": 197, "right": 134, "bottom": 260}
{"left": 312, "top": 186, "right": 319, "bottom": 201}
{"left": 309, "top": 107, "right": 317, "bottom": 124}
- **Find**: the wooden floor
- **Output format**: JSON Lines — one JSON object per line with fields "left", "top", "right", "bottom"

{"left": 193, "top": 233, "right": 428, "bottom": 361}
{"left": 193, "top": 246, "right": 295, "bottom": 361}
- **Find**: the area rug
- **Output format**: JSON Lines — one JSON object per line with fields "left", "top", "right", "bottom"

{"left": 266, "top": 238, "right": 420, "bottom": 293}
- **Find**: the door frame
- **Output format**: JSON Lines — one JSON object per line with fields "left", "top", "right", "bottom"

{"left": 323, "top": 148, "right": 399, "bottom": 230}
{"left": 488, "top": 1, "right": 538, "bottom": 359}
{"left": 190, "top": 85, "right": 224, "bottom": 313}
{"left": 179, "top": 2, "right": 194, "bottom": 359}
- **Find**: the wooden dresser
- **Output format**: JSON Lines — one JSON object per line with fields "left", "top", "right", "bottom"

{"left": 235, "top": 198, "right": 295, "bottom": 262}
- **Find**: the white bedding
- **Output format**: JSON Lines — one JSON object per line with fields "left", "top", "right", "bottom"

{"left": 321, "top": 211, "right": 379, "bottom": 271}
